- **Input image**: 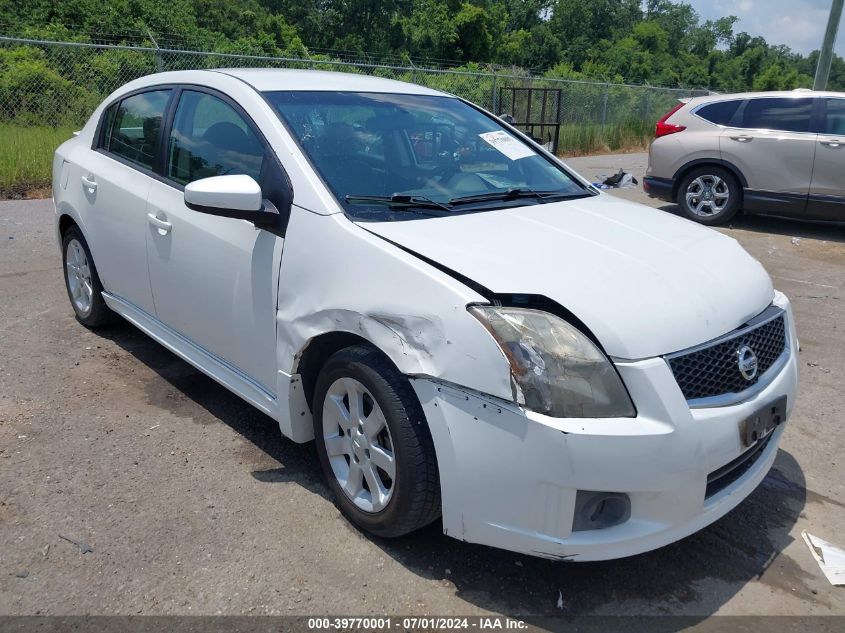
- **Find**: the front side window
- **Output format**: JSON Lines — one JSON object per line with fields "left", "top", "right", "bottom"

{"left": 105, "top": 90, "right": 172, "bottom": 170}
{"left": 823, "top": 98, "right": 845, "bottom": 135}
{"left": 264, "top": 91, "right": 589, "bottom": 220}
{"left": 738, "top": 97, "right": 814, "bottom": 133}
{"left": 167, "top": 90, "right": 265, "bottom": 185}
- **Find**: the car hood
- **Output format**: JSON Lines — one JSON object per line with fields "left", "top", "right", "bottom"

{"left": 357, "top": 193, "right": 774, "bottom": 359}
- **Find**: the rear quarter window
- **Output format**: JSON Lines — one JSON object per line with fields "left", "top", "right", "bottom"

{"left": 695, "top": 100, "right": 741, "bottom": 126}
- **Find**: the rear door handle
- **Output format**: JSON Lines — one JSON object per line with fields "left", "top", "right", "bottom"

{"left": 730, "top": 135, "right": 753, "bottom": 143}
{"left": 81, "top": 175, "right": 97, "bottom": 191}
{"left": 147, "top": 212, "right": 172, "bottom": 234}
{"left": 820, "top": 140, "right": 843, "bottom": 148}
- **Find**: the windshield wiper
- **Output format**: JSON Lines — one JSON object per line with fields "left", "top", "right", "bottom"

{"left": 345, "top": 194, "right": 453, "bottom": 213}
{"left": 448, "top": 188, "right": 588, "bottom": 206}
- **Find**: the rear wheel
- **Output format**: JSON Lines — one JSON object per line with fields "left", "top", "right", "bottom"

{"left": 61, "top": 226, "right": 115, "bottom": 327}
{"left": 677, "top": 166, "right": 740, "bottom": 225}
{"left": 312, "top": 345, "right": 440, "bottom": 538}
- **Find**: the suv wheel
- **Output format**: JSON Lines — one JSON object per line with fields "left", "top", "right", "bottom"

{"left": 678, "top": 166, "right": 740, "bottom": 225}
{"left": 312, "top": 345, "right": 440, "bottom": 538}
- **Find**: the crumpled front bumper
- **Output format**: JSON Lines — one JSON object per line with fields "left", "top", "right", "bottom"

{"left": 412, "top": 295, "right": 799, "bottom": 561}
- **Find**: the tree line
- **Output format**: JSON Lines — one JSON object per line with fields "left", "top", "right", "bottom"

{"left": 3, "top": 0, "right": 844, "bottom": 92}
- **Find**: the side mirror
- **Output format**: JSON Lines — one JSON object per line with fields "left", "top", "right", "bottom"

{"left": 184, "top": 175, "right": 279, "bottom": 229}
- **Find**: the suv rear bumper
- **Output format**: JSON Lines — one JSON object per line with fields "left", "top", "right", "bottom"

{"left": 643, "top": 176, "right": 674, "bottom": 202}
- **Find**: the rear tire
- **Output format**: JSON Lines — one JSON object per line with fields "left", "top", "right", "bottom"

{"left": 677, "top": 166, "right": 741, "bottom": 225}
{"left": 61, "top": 226, "right": 115, "bottom": 328}
{"left": 312, "top": 345, "right": 440, "bottom": 538}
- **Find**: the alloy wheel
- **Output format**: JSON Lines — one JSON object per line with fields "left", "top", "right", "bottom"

{"left": 65, "top": 238, "right": 93, "bottom": 315}
{"left": 685, "top": 175, "right": 730, "bottom": 217}
{"left": 321, "top": 377, "right": 396, "bottom": 513}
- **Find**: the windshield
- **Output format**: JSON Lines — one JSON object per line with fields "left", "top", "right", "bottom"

{"left": 264, "top": 91, "right": 592, "bottom": 220}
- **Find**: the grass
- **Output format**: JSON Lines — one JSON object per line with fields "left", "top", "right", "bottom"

{"left": 0, "top": 119, "right": 654, "bottom": 199}
{"left": 0, "top": 124, "right": 76, "bottom": 199}
{"left": 557, "top": 120, "right": 653, "bottom": 155}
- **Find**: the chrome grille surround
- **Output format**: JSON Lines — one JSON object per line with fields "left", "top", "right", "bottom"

{"left": 665, "top": 305, "right": 789, "bottom": 408}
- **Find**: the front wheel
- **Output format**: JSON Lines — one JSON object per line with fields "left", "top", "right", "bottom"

{"left": 677, "top": 166, "right": 741, "bottom": 225}
{"left": 312, "top": 345, "right": 440, "bottom": 538}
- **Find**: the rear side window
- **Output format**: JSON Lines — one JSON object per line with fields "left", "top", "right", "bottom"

{"left": 823, "top": 98, "right": 845, "bottom": 135}
{"left": 696, "top": 100, "right": 741, "bottom": 126}
{"left": 738, "top": 98, "right": 814, "bottom": 133}
{"left": 167, "top": 90, "right": 265, "bottom": 185}
{"left": 104, "top": 90, "right": 172, "bottom": 170}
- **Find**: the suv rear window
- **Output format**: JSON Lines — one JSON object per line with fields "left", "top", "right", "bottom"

{"left": 738, "top": 97, "right": 814, "bottom": 133}
{"left": 696, "top": 100, "right": 741, "bottom": 126}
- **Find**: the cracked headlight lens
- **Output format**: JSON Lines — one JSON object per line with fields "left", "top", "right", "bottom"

{"left": 469, "top": 306, "right": 635, "bottom": 418}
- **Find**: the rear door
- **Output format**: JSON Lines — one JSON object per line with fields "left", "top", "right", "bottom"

{"left": 807, "top": 97, "right": 845, "bottom": 220}
{"left": 76, "top": 89, "right": 172, "bottom": 314}
{"left": 719, "top": 96, "right": 816, "bottom": 216}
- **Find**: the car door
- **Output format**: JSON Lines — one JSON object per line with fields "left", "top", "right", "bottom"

{"left": 807, "top": 96, "right": 845, "bottom": 220}
{"left": 719, "top": 96, "right": 817, "bottom": 216}
{"left": 76, "top": 89, "right": 172, "bottom": 314}
{"left": 145, "top": 88, "right": 287, "bottom": 394}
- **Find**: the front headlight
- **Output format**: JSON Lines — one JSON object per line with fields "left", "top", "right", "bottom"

{"left": 469, "top": 306, "right": 635, "bottom": 418}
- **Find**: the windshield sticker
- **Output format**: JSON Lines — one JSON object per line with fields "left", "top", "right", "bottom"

{"left": 478, "top": 131, "right": 535, "bottom": 161}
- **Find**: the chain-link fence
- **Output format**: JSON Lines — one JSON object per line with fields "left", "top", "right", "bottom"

{"left": 0, "top": 35, "right": 709, "bottom": 146}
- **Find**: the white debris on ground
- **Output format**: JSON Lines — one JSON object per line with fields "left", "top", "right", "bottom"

{"left": 802, "top": 530, "right": 845, "bottom": 586}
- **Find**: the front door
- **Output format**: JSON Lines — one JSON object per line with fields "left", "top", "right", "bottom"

{"left": 808, "top": 97, "right": 845, "bottom": 220}
{"left": 145, "top": 89, "right": 284, "bottom": 394}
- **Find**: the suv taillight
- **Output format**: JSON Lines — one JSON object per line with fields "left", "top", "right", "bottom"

{"left": 655, "top": 102, "right": 686, "bottom": 138}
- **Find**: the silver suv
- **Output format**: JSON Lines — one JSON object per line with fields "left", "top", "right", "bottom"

{"left": 644, "top": 90, "right": 845, "bottom": 225}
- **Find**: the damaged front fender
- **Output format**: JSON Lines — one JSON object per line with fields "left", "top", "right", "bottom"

{"left": 273, "top": 208, "right": 514, "bottom": 442}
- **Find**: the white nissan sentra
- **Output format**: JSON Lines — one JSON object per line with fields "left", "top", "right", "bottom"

{"left": 53, "top": 69, "right": 798, "bottom": 561}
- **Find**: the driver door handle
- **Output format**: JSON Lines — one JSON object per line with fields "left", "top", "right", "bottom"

{"left": 820, "top": 139, "right": 843, "bottom": 148}
{"left": 147, "top": 212, "right": 172, "bottom": 234}
{"left": 730, "top": 135, "right": 753, "bottom": 143}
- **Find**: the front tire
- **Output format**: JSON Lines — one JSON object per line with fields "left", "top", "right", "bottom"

{"left": 61, "top": 226, "right": 115, "bottom": 327}
{"left": 677, "top": 166, "right": 740, "bottom": 225}
{"left": 312, "top": 345, "right": 440, "bottom": 538}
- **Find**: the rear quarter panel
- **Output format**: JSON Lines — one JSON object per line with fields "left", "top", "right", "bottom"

{"left": 647, "top": 108, "right": 722, "bottom": 182}
{"left": 52, "top": 136, "right": 87, "bottom": 246}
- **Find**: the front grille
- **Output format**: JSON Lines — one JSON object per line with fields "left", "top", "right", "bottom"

{"left": 667, "top": 308, "right": 787, "bottom": 402}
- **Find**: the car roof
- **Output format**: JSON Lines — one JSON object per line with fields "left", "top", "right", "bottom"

{"left": 684, "top": 89, "right": 845, "bottom": 108}
{"left": 210, "top": 68, "right": 448, "bottom": 96}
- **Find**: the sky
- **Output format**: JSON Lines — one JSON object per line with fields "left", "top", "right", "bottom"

{"left": 688, "top": 0, "right": 845, "bottom": 57}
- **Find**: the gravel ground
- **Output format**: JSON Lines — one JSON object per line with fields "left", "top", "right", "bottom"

{"left": 1, "top": 153, "right": 843, "bottom": 619}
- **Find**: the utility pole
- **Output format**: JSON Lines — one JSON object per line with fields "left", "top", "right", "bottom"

{"left": 814, "top": 0, "right": 844, "bottom": 90}
{"left": 146, "top": 27, "right": 163, "bottom": 73}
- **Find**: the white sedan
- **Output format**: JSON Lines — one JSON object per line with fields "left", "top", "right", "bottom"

{"left": 53, "top": 69, "right": 798, "bottom": 561}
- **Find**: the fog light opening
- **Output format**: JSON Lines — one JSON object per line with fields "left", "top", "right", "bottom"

{"left": 572, "top": 491, "right": 631, "bottom": 532}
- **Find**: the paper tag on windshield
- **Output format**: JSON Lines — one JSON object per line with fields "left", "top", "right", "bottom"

{"left": 478, "top": 131, "right": 535, "bottom": 161}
